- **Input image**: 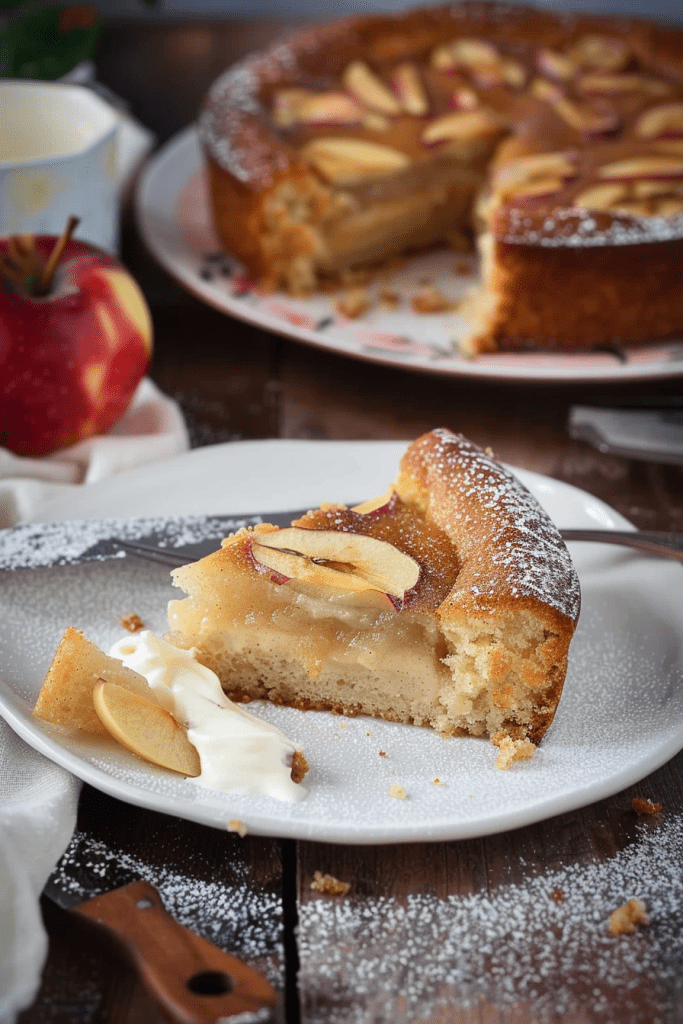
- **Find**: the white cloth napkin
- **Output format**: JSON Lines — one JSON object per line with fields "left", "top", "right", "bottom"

{"left": 0, "top": 378, "right": 189, "bottom": 529}
{"left": 0, "top": 378, "right": 189, "bottom": 1022}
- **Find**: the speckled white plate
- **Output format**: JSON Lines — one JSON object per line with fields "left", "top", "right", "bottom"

{"left": 136, "top": 126, "right": 683, "bottom": 384}
{"left": 1, "top": 455, "right": 682, "bottom": 843}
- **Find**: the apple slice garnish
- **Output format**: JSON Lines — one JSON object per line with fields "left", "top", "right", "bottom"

{"left": 597, "top": 155, "right": 683, "bottom": 181}
{"left": 252, "top": 527, "right": 419, "bottom": 601}
{"left": 535, "top": 49, "right": 575, "bottom": 82}
{"left": 93, "top": 679, "right": 201, "bottom": 777}
{"left": 566, "top": 34, "right": 630, "bottom": 73}
{"left": 431, "top": 38, "right": 499, "bottom": 72}
{"left": 342, "top": 61, "right": 402, "bottom": 115}
{"left": 574, "top": 181, "right": 629, "bottom": 211}
{"left": 272, "top": 89, "right": 362, "bottom": 128}
{"left": 529, "top": 77, "right": 565, "bottom": 103}
{"left": 576, "top": 73, "right": 671, "bottom": 97}
{"left": 452, "top": 86, "right": 479, "bottom": 111}
{"left": 351, "top": 485, "right": 396, "bottom": 514}
{"left": 300, "top": 137, "right": 410, "bottom": 185}
{"left": 391, "top": 62, "right": 429, "bottom": 116}
{"left": 635, "top": 103, "right": 683, "bottom": 140}
{"left": 552, "top": 97, "right": 621, "bottom": 136}
{"left": 421, "top": 108, "right": 502, "bottom": 145}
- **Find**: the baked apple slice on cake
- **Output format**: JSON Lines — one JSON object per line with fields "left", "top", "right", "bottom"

{"left": 167, "top": 429, "right": 580, "bottom": 751}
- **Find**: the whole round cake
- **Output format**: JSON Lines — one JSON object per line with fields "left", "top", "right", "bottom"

{"left": 198, "top": 2, "right": 683, "bottom": 353}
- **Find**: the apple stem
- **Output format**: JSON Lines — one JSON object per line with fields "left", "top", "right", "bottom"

{"left": 36, "top": 216, "right": 80, "bottom": 296}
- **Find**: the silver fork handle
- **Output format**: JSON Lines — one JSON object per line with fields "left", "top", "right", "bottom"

{"left": 560, "top": 529, "right": 683, "bottom": 563}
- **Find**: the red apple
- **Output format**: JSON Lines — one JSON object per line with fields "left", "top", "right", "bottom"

{"left": 0, "top": 217, "right": 153, "bottom": 457}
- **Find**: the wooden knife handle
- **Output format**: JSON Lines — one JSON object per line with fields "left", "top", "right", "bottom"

{"left": 72, "top": 879, "right": 278, "bottom": 1024}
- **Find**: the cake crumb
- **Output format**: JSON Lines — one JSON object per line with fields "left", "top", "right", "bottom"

{"left": 227, "top": 819, "right": 247, "bottom": 837}
{"left": 608, "top": 898, "right": 649, "bottom": 935}
{"left": 336, "top": 287, "right": 371, "bottom": 319}
{"left": 290, "top": 750, "right": 309, "bottom": 784}
{"left": 389, "top": 783, "right": 406, "bottom": 800}
{"left": 492, "top": 734, "right": 536, "bottom": 770}
{"left": 120, "top": 613, "right": 145, "bottom": 633}
{"left": 551, "top": 888, "right": 565, "bottom": 903}
{"left": 311, "top": 871, "right": 351, "bottom": 896}
{"left": 410, "top": 282, "right": 458, "bottom": 314}
{"left": 378, "top": 287, "right": 400, "bottom": 309}
{"left": 631, "top": 797, "right": 662, "bottom": 815}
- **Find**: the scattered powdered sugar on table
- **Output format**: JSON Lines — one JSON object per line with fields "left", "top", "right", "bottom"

{"left": 299, "top": 814, "right": 683, "bottom": 1023}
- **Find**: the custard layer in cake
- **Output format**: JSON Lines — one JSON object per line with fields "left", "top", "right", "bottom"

{"left": 167, "top": 430, "right": 580, "bottom": 744}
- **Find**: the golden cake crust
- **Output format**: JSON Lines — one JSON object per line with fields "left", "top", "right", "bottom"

{"left": 199, "top": 2, "right": 683, "bottom": 349}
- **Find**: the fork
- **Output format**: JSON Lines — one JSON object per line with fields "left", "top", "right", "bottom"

{"left": 113, "top": 528, "right": 683, "bottom": 567}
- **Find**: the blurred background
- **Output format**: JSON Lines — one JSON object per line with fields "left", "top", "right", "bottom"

{"left": 88, "top": 0, "right": 683, "bottom": 20}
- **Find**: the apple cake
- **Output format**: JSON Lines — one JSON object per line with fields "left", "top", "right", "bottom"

{"left": 167, "top": 429, "right": 581, "bottom": 746}
{"left": 198, "top": 2, "right": 683, "bottom": 353}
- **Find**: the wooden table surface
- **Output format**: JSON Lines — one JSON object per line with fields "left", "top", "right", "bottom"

{"left": 18, "top": 16, "right": 683, "bottom": 1024}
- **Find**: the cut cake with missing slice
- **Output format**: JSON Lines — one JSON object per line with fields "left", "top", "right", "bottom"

{"left": 167, "top": 429, "right": 580, "bottom": 745}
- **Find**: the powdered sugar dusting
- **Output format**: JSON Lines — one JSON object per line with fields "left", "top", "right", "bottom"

{"left": 0, "top": 514, "right": 260, "bottom": 571}
{"left": 51, "top": 829, "right": 284, "bottom": 987}
{"left": 502, "top": 205, "right": 683, "bottom": 248}
{"left": 299, "top": 813, "right": 683, "bottom": 1022}
{"left": 410, "top": 429, "right": 581, "bottom": 621}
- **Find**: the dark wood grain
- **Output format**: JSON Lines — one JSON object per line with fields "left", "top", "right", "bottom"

{"left": 17, "top": 16, "right": 683, "bottom": 1024}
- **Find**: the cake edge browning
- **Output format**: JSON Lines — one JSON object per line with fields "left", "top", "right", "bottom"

{"left": 396, "top": 429, "right": 580, "bottom": 742}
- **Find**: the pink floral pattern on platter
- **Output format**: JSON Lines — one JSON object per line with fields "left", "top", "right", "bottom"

{"left": 354, "top": 329, "right": 441, "bottom": 359}
{"left": 261, "top": 301, "right": 321, "bottom": 332}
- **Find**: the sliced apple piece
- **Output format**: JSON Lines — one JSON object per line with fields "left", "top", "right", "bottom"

{"left": 391, "top": 62, "right": 429, "bottom": 116}
{"left": 635, "top": 103, "right": 683, "bottom": 140}
{"left": 502, "top": 176, "right": 566, "bottom": 204}
{"left": 342, "top": 61, "right": 401, "bottom": 115}
{"left": 535, "top": 49, "right": 575, "bottom": 82}
{"left": 552, "top": 97, "right": 620, "bottom": 135}
{"left": 301, "top": 137, "right": 410, "bottom": 185}
{"left": 351, "top": 485, "right": 396, "bottom": 514}
{"left": 495, "top": 150, "right": 577, "bottom": 184}
{"left": 574, "top": 182, "right": 629, "bottom": 211}
{"left": 421, "top": 108, "right": 502, "bottom": 145}
{"left": 529, "top": 77, "right": 564, "bottom": 103}
{"left": 499, "top": 58, "right": 528, "bottom": 89}
{"left": 93, "top": 679, "right": 201, "bottom": 777}
{"left": 452, "top": 86, "right": 479, "bottom": 111}
{"left": 431, "top": 38, "right": 499, "bottom": 72}
{"left": 567, "top": 34, "right": 630, "bottom": 73}
{"left": 272, "top": 89, "right": 363, "bottom": 128}
{"left": 633, "top": 178, "right": 683, "bottom": 199}
{"left": 576, "top": 73, "right": 671, "bottom": 97}
{"left": 253, "top": 527, "right": 420, "bottom": 599}
{"left": 597, "top": 155, "right": 683, "bottom": 180}
{"left": 652, "top": 197, "right": 683, "bottom": 216}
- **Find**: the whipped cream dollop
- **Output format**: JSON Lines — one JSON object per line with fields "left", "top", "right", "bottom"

{"left": 110, "top": 631, "right": 306, "bottom": 802}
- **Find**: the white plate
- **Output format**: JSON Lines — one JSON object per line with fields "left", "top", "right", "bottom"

{"left": 1, "top": 443, "right": 683, "bottom": 844}
{"left": 136, "top": 126, "right": 683, "bottom": 384}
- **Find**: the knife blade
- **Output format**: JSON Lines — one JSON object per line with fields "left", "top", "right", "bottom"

{"left": 43, "top": 874, "right": 279, "bottom": 1023}
{"left": 568, "top": 404, "right": 683, "bottom": 465}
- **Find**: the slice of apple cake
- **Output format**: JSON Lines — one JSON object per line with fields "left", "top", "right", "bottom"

{"left": 167, "top": 429, "right": 580, "bottom": 745}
